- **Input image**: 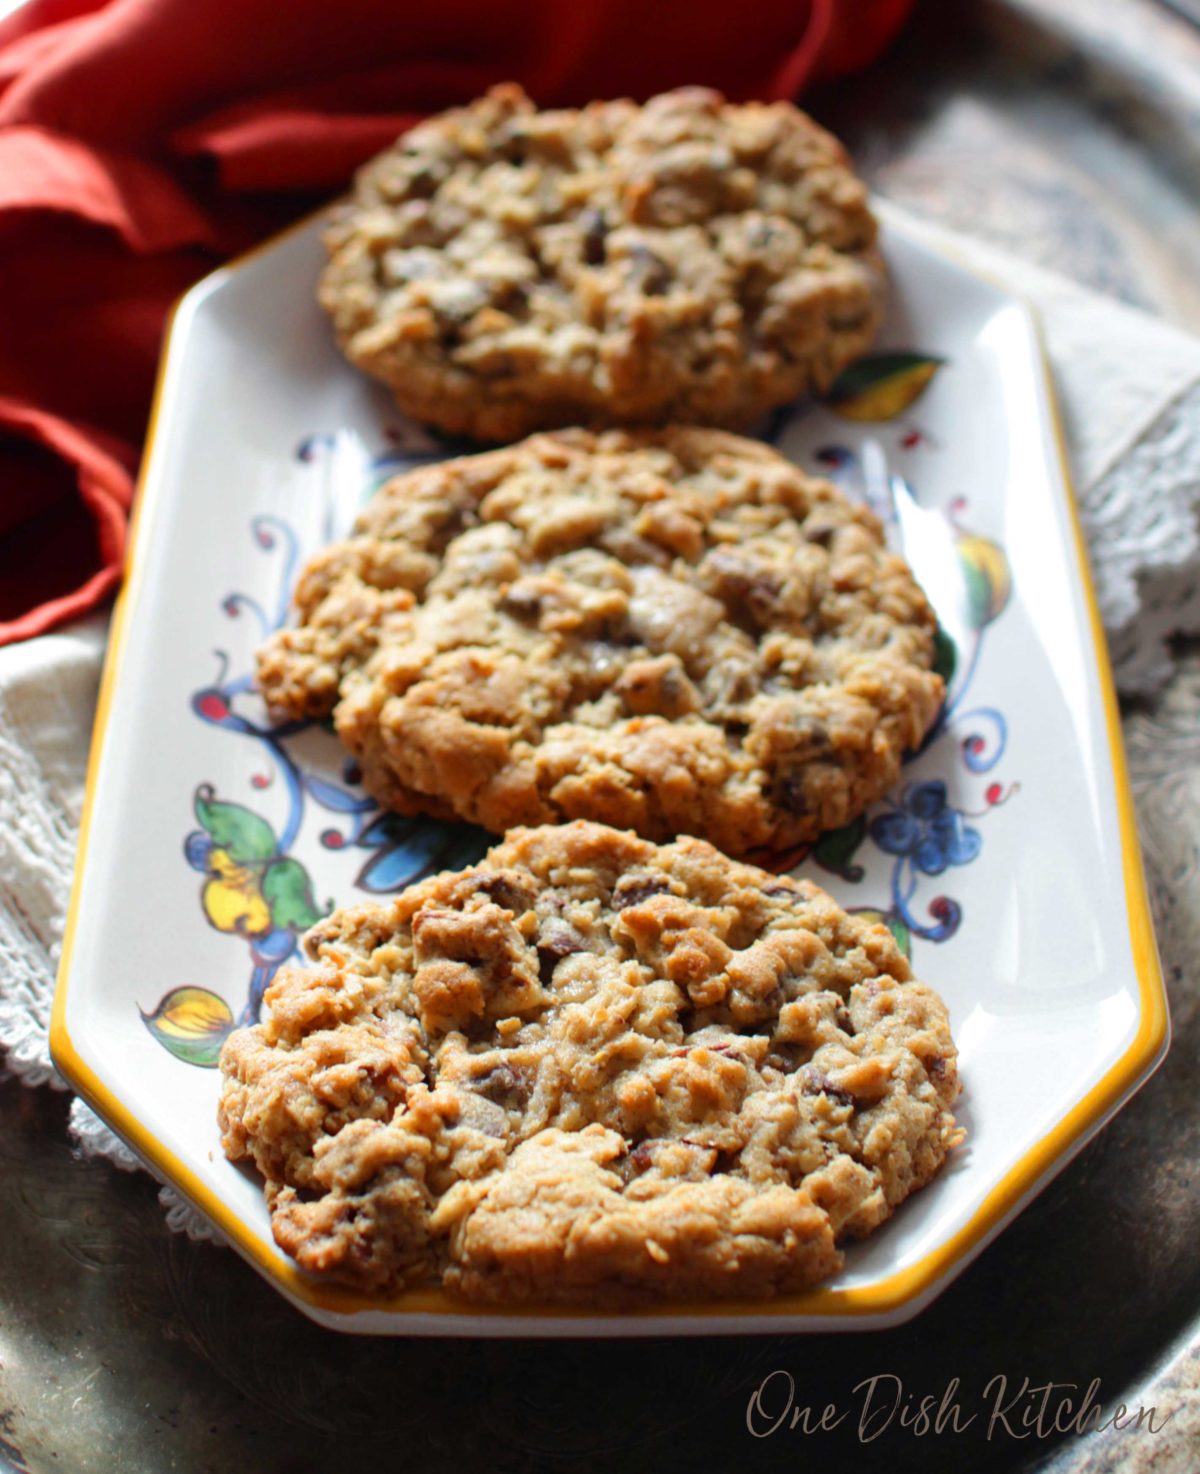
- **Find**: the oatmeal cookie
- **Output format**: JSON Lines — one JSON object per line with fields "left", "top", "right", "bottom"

{"left": 319, "top": 84, "right": 883, "bottom": 441}
{"left": 219, "top": 821, "right": 962, "bottom": 1303}
{"left": 257, "top": 428, "right": 944, "bottom": 855}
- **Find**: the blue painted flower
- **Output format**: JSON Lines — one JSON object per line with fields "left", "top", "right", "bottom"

{"left": 869, "top": 780, "right": 981, "bottom": 876}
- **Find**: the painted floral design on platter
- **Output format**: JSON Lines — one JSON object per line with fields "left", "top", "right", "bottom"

{"left": 141, "top": 354, "right": 1016, "bottom": 1065}
{"left": 141, "top": 427, "right": 490, "bottom": 1067}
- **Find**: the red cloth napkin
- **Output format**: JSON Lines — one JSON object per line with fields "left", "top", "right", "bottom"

{"left": 0, "top": 0, "right": 913, "bottom": 645}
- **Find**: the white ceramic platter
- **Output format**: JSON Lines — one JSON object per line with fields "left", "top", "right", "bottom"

{"left": 52, "top": 206, "right": 1168, "bottom": 1336}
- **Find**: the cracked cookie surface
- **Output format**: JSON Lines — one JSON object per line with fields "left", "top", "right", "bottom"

{"left": 319, "top": 84, "right": 884, "bottom": 441}
{"left": 218, "top": 822, "right": 962, "bottom": 1304}
{"left": 257, "top": 427, "right": 944, "bottom": 856}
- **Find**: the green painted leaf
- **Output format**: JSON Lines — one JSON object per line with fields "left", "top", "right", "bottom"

{"left": 262, "top": 857, "right": 325, "bottom": 932}
{"left": 194, "top": 785, "right": 277, "bottom": 862}
{"left": 140, "top": 986, "right": 234, "bottom": 1068}
{"left": 962, "top": 558, "right": 994, "bottom": 631}
{"left": 956, "top": 534, "right": 1012, "bottom": 630}
{"left": 933, "top": 626, "right": 957, "bottom": 687}
{"left": 826, "top": 352, "right": 944, "bottom": 421}
{"left": 885, "top": 918, "right": 913, "bottom": 961}
{"left": 813, "top": 815, "right": 867, "bottom": 882}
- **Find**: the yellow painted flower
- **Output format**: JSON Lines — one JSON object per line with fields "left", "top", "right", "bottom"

{"left": 201, "top": 847, "right": 272, "bottom": 937}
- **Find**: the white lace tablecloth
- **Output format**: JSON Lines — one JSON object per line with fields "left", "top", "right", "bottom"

{"left": 3, "top": 206, "right": 1200, "bottom": 1236}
